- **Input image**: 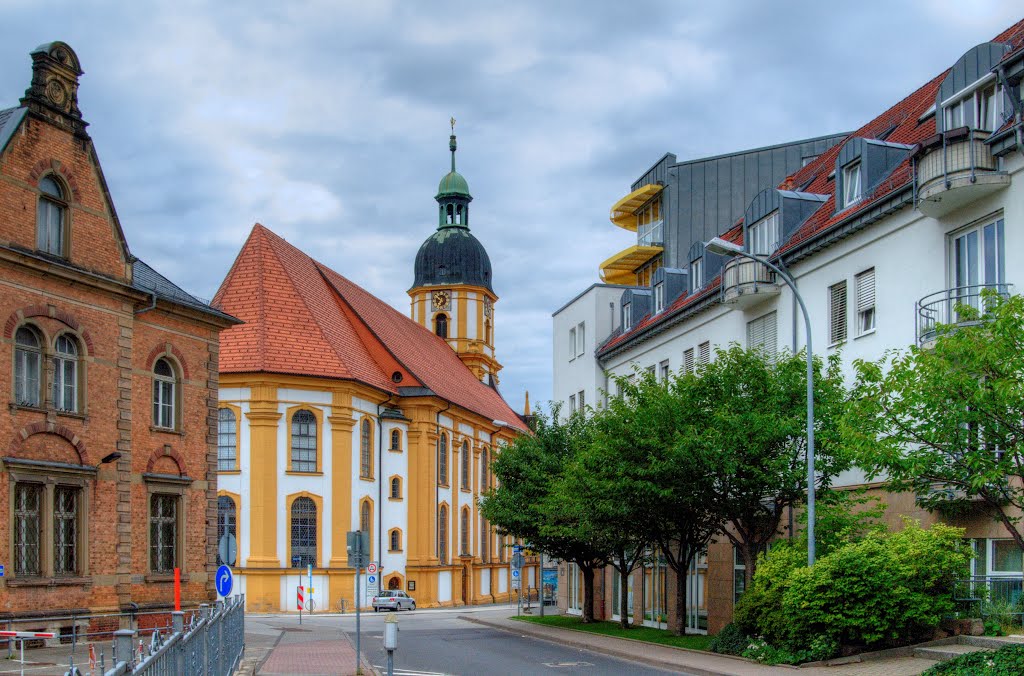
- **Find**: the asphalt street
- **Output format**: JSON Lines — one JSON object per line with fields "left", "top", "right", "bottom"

{"left": 249, "top": 606, "right": 685, "bottom": 675}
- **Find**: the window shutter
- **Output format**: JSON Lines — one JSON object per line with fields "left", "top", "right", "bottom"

{"left": 829, "top": 281, "right": 848, "bottom": 344}
{"left": 855, "top": 269, "right": 875, "bottom": 313}
{"left": 698, "top": 341, "right": 710, "bottom": 366}
{"left": 746, "top": 312, "right": 777, "bottom": 358}
{"left": 683, "top": 348, "right": 694, "bottom": 374}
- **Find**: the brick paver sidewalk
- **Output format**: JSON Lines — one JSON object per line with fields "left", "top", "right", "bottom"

{"left": 258, "top": 638, "right": 359, "bottom": 675}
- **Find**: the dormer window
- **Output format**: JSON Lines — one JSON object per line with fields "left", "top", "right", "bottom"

{"left": 622, "top": 302, "right": 632, "bottom": 330}
{"left": 37, "top": 176, "right": 67, "bottom": 257}
{"left": 654, "top": 282, "right": 665, "bottom": 313}
{"left": 690, "top": 257, "right": 704, "bottom": 293}
{"left": 842, "top": 161, "right": 862, "bottom": 208}
{"left": 943, "top": 79, "right": 1002, "bottom": 132}
{"left": 747, "top": 211, "right": 780, "bottom": 256}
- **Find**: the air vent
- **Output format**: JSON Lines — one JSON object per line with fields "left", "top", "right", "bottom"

{"left": 391, "top": 372, "right": 403, "bottom": 384}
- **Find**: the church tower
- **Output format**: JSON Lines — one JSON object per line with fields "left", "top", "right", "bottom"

{"left": 410, "top": 124, "right": 502, "bottom": 384}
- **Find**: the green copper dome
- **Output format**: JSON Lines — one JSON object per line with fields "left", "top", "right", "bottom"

{"left": 436, "top": 170, "right": 471, "bottom": 199}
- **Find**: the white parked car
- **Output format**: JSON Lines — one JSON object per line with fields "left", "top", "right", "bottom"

{"left": 372, "top": 590, "right": 416, "bottom": 612}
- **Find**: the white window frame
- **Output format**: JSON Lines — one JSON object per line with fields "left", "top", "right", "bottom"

{"left": 568, "top": 327, "right": 576, "bottom": 361}
{"left": 568, "top": 394, "right": 576, "bottom": 413}
{"left": 842, "top": 161, "right": 862, "bottom": 208}
{"left": 52, "top": 334, "right": 78, "bottom": 413}
{"left": 747, "top": 211, "right": 780, "bottom": 256}
{"left": 576, "top": 322, "right": 585, "bottom": 358}
{"left": 578, "top": 390, "right": 585, "bottom": 411}
{"left": 941, "top": 74, "right": 1001, "bottom": 132}
{"left": 623, "top": 303, "right": 632, "bottom": 330}
{"left": 854, "top": 268, "right": 876, "bottom": 337}
{"left": 654, "top": 282, "right": 665, "bottom": 312}
{"left": 152, "top": 358, "right": 177, "bottom": 430}
{"left": 14, "top": 326, "right": 42, "bottom": 408}
{"left": 691, "top": 258, "right": 704, "bottom": 292}
{"left": 659, "top": 360, "right": 670, "bottom": 381}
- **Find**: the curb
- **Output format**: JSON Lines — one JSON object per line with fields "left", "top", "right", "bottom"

{"left": 459, "top": 614, "right": 791, "bottom": 676}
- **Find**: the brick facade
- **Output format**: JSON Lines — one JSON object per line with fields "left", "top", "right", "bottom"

{"left": 0, "top": 42, "right": 236, "bottom": 620}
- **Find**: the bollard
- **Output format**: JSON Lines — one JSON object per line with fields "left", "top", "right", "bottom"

{"left": 113, "top": 629, "right": 136, "bottom": 669}
{"left": 383, "top": 612, "right": 398, "bottom": 676}
{"left": 172, "top": 612, "right": 185, "bottom": 675}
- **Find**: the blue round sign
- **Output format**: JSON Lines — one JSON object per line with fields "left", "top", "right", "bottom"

{"left": 215, "top": 564, "right": 233, "bottom": 597}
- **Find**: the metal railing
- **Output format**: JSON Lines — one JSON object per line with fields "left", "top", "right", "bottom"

{"left": 916, "top": 127, "right": 998, "bottom": 196}
{"left": 953, "top": 575, "right": 1024, "bottom": 626}
{"left": 915, "top": 283, "right": 1012, "bottom": 345}
{"left": 721, "top": 256, "right": 778, "bottom": 303}
{"left": 105, "top": 595, "right": 244, "bottom": 676}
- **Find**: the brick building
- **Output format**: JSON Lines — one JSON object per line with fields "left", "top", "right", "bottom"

{"left": 0, "top": 42, "right": 237, "bottom": 625}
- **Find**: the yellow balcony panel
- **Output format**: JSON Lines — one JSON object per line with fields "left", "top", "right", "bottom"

{"left": 599, "top": 244, "right": 663, "bottom": 284}
{"left": 610, "top": 184, "right": 663, "bottom": 230}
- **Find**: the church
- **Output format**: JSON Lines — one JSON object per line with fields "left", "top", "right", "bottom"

{"left": 213, "top": 130, "right": 532, "bottom": 612}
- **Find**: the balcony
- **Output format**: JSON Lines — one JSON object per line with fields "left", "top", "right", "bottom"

{"left": 638, "top": 219, "right": 664, "bottom": 246}
{"left": 915, "top": 128, "right": 1009, "bottom": 218}
{"left": 599, "top": 244, "right": 663, "bottom": 285}
{"left": 610, "top": 184, "right": 663, "bottom": 231}
{"left": 720, "top": 257, "right": 780, "bottom": 309}
{"left": 915, "top": 283, "right": 1012, "bottom": 347}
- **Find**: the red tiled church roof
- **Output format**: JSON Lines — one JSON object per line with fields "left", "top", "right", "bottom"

{"left": 598, "top": 17, "right": 1024, "bottom": 357}
{"left": 214, "top": 224, "right": 526, "bottom": 431}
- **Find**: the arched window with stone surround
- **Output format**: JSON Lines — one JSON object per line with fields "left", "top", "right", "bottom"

{"left": 460, "top": 507, "right": 470, "bottom": 556}
{"left": 52, "top": 334, "right": 79, "bottom": 413}
{"left": 14, "top": 326, "right": 42, "bottom": 407}
{"left": 152, "top": 358, "right": 178, "bottom": 429}
{"left": 438, "top": 505, "right": 448, "bottom": 564}
{"left": 290, "top": 497, "right": 316, "bottom": 568}
{"left": 37, "top": 175, "right": 67, "bottom": 257}
{"left": 290, "top": 410, "right": 316, "bottom": 472}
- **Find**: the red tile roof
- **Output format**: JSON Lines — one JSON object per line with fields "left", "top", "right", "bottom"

{"left": 214, "top": 224, "right": 526, "bottom": 431}
{"left": 598, "top": 18, "right": 1024, "bottom": 358}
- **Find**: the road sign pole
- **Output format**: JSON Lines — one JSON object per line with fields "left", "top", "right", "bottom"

{"left": 539, "top": 551, "right": 545, "bottom": 618}
{"left": 356, "top": 530, "right": 362, "bottom": 676}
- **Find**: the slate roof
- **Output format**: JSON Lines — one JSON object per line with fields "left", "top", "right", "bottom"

{"left": 598, "top": 17, "right": 1024, "bottom": 359}
{"left": 213, "top": 224, "right": 526, "bottom": 431}
{"left": 132, "top": 258, "right": 236, "bottom": 322}
{"left": 0, "top": 106, "right": 27, "bottom": 155}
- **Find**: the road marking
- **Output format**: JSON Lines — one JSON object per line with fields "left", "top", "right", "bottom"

{"left": 543, "top": 662, "right": 594, "bottom": 668}
{"left": 372, "top": 667, "right": 449, "bottom": 676}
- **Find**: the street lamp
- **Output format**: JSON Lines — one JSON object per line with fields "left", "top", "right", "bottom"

{"left": 704, "top": 237, "right": 818, "bottom": 566}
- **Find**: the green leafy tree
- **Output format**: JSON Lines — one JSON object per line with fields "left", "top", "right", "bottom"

{"left": 480, "top": 406, "right": 609, "bottom": 622}
{"left": 691, "top": 346, "right": 851, "bottom": 586}
{"left": 603, "top": 370, "right": 721, "bottom": 635}
{"left": 845, "top": 293, "right": 1024, "bottom": 552}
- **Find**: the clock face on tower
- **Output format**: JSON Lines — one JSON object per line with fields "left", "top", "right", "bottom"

{"left": 431, "top": 290, "right": 451, "bottom": 311}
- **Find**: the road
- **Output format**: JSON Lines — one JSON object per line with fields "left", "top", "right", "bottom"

{"left": 248, "top": 605, "right": 685, "bottom": 675}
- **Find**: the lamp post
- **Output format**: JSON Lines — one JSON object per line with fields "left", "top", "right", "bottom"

{"left": 704, "top": 237, "right": 817, "bottom": 566}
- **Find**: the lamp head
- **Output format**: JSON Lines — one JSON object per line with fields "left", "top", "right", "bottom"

{"left": 100, "top": 452, "right": 122, "bottom": 464}
{"left": 704, "top": 237, "right": 743, "bottom": 257}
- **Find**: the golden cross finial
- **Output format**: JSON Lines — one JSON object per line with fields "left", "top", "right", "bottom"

{"left": 450, "top": 117, "right": 456, "bottom": 132}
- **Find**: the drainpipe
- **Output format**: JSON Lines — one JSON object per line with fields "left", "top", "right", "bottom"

{"left": 134, "top": 291, "right": 158, "bottom": 316}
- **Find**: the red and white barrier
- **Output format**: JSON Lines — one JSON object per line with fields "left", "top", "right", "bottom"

{"left": 0, "top": 631, "right": 55, "bottom": 638}
{"left": 297, "top": 585, "right": 305, "bottom": 611}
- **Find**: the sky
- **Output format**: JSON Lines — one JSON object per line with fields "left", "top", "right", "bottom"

{"left": 1, "top": 1, "right": 1020, "bottom": 414}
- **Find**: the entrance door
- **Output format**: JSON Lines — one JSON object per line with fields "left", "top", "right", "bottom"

{"left": 462, "top": 565, "right": 469, "bottom": 604}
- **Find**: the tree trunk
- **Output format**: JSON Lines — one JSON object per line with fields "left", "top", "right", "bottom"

{"left": 671, "top": 564, "right": 688, "bottom": 636}
{"left": 619, "top": 565, "right": 630, "bottom": 629}
{"left": 581, "top": 564, "right": 595, "bottom": 623}
{"left": 742, "top": 544, "right": 758, "bottom": 591}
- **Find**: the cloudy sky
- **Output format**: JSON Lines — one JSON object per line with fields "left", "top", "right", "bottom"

{"left": 1, "top": 1, "right": 1020, "bottom": 413}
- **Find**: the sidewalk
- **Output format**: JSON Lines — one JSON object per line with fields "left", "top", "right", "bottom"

{"left": 238, "top": 615, "right": 375, "bottom": 676}
{"left": 461, "top": 614, "right": 939, "bottom": 676}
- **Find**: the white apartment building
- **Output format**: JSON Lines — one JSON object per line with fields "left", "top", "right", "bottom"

{"left": 552, "top": 23, "right": 1024, "bottom": 632}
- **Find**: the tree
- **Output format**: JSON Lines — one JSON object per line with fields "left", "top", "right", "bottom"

{"left": 601, "top": 370, "right": 721, "bottom": 635}
{"left": 568, "top": 392, "right": 658, "bottom": 629}
{"left": 845, "top": 293, "right": 1024, "bottom": 552}
{"left": 691, "top": 346, "right": 850, "bottom": 586}
{"left": 480, "top": 406, "right": 609, "bottom": 622}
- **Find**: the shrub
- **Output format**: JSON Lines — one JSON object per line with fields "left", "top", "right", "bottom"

{"left": 922, "top": 643, "right": 1024, "bottom": 674}
{"left": 708, "top": 622, "right": 749, "bottom": 656}
{"left": 733, "top": 541, "right": 804, "bottom": 644}
{"left": 781, "top": 520, "right": 970, "bottom": 649}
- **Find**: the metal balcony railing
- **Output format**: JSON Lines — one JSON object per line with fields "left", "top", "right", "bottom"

{"left": 721, "top": 257, "right": 779, "bottom": 305}
{"left": 915, "top": 283, "right": 1012, "bottom": 346}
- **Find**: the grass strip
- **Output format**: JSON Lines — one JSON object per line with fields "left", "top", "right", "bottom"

{"left": 512, "top": 614, "right": 713, "bottom": 651}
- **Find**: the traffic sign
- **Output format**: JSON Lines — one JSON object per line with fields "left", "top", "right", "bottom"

{"left": 347, "top": 531, "right": 370, "bottom": 569}
{"left": 367, "top": 562, "right": 378, "bottom": 575}
{"left": 513, "top": 544, "right": 523, "bottom": 554}
{"left": 512, "top": 552, "right": 525, "bottom": 569}
{"left": 512, "top": 577, "right": 521, "bottom": 590}
{"left": 367, "top": 574, "right": 377, "bottom": 585}
{"left": 511, "top": 569, "right": 520, "bottom": 579}
{"left": 0, "top": 564, "right": 5, "bottom": 577}
{"left": 215, "top": 564, "right": 233, "bottom": 597}
{"left": 218, "top": 533, "right": 237, "bottom": 566}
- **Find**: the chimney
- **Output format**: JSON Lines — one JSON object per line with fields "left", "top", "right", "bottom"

{"left": 20, "top": 41, "right": 87, "bottom": 138}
